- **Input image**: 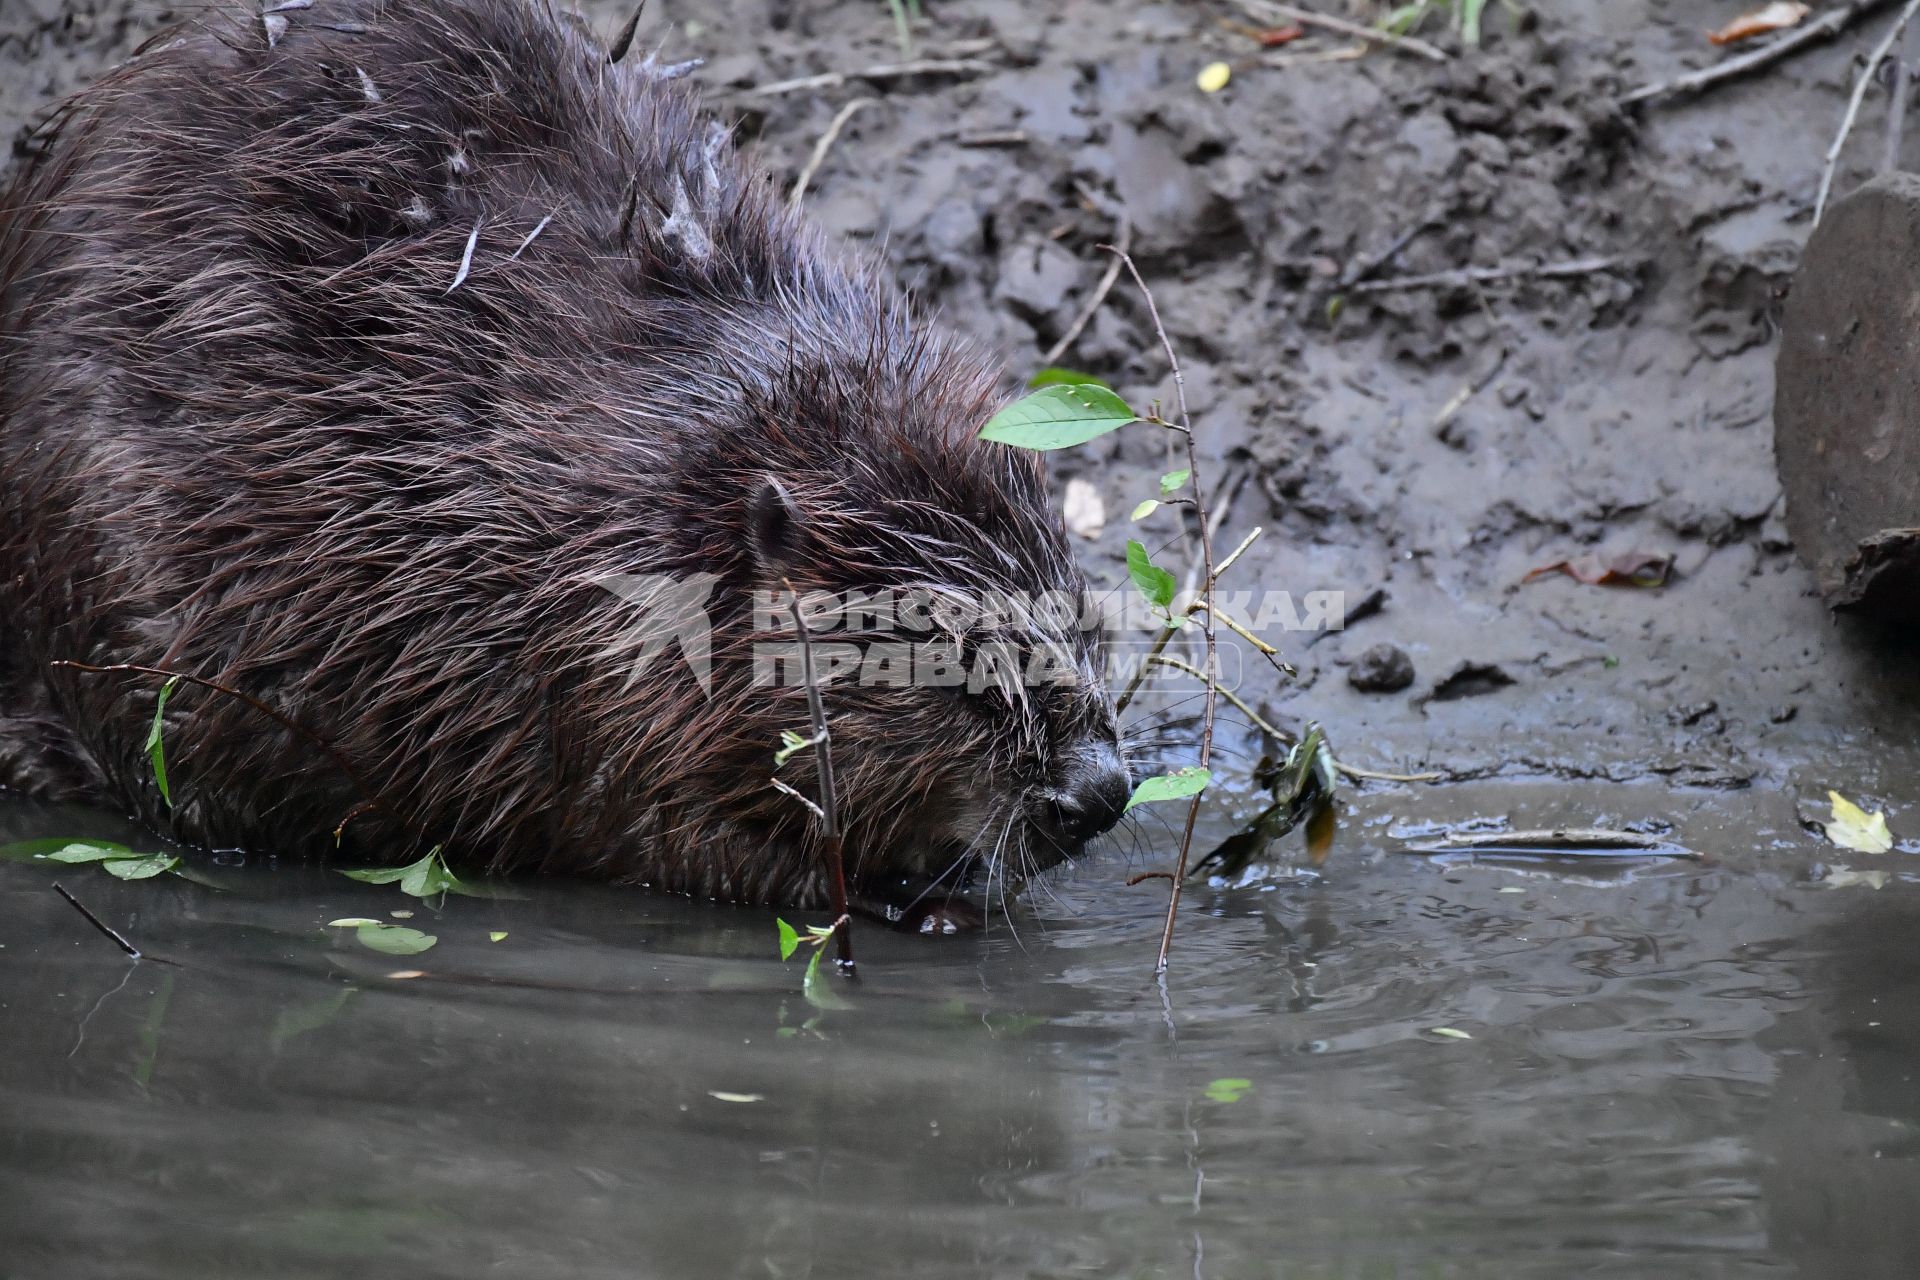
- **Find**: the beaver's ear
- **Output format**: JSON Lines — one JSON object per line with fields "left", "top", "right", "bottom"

{"left": 749, "top": 474, "right": 803, "bottom": 569}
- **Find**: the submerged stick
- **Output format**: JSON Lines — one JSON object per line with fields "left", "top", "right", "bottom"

{"left": 53, "top": 882, "right": 142, "bottom": 960}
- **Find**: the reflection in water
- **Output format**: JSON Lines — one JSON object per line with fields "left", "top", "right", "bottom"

{"left": 2, "top": 789, "right": 1918, "bottom": 1277}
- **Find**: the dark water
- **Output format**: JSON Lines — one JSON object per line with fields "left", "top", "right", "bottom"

{"left": 4, "top": 786, "right": 1920, "bottom": 1280}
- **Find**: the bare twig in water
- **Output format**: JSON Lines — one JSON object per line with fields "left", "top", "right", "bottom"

{"left": 1230, "top": 0, "right": 1448, "bottom": 62}
{"left": 738, "top": 58, "right": 998, "bottom": 98}
{"left": 1041, "top": 211, "right": 1133, "bottom": 367}
{"left": 782, "top": 581, "right": 855, "bottom": 974}
{"left": 49, "top": 660, "right": 412, "bottom": 840}
{"left": 1621, "top": 0, "right": 1890, "bottom": 106}
{"left": 1349, "top": 256, "right": 1627, "bottom": 295}
{"left": 1816, "top": 0, "right": 1920, "bottom": 222}
{"left": 789, "top": 98, "right": 878, "bottom": 209}
{"left": 1103, "top": 249, "right": 1218, "bottom": 975}
{"left": 53, "top": 883, "right": 142, "bottom": 960}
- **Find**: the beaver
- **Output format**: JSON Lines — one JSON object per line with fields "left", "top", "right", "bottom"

{"left": 0, "top": 0, "right": 1131, "bottom": 920}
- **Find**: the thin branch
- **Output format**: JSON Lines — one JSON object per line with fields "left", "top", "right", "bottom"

{"left": 1041, "top": 212, "right": 1133, "bottom": 367}
{"left": 1621, "top": 0, "right": 1888, "bottom": 106}
{"left": 1816, "top": 0, "right": 1920, "bottom": 222}
{"left": 1336, "top": 761, "right": 1446, "bottom": 784}
{"left": 737, "top": 57, "right": 997, "bottom": 98}
{"left": 1147, "top": 655, "right": 1282, "bottom": 737}
{"left": 782, "top": 582, "right": 854, "bottom": 973}
{"left": 789, "top": 98, "right": 878, "bottom": 209}
{"left": 769, "top": 776, "right": 825, "bottom": 821}
{"left": 1189, "top": 600, "right": 1297, "bottom": 679}
{"left": 1430, "top": 346, "right": 1510, "bottom": 432}
{"left": 49, "top": 660, "right": 411, "bottom": 839}
{"left": 53, "top": 882, "right": 142, "bottom": 960}
{"left": 1103, "top": 248, "right": 1216, "bottom": 975}
{"left": 1349, "top": 256, "right": 1627, "bottom": 295}
{"left": 1114, "top": 525, "right": 1264, "bottom": 717}
{"left": 1230, "top": 0, "right": 1448, "bottom": 62}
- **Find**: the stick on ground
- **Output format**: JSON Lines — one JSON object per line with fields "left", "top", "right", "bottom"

{"left": 1349, "top": 256, "right": 1627, "bottom": 295}
{"left": 738, "top": 57, "right": 997, "bottom": 98}
{"left": 1231, "top": 0, "right": 1448, "bottom": 62}
{"left": 1622, "top": 0, "right": 1891, "bottom": 107}
{"left": 1816, "top": 0, "right": 1920, "bottom": 222}
{"left": 789, "top": 98, "right": 878, "bottom": 208}
{"left": 1041, "top": 212, "right": 1132, "bottom": 367}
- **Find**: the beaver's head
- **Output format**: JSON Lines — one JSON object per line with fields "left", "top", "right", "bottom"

{"left": 721, "top": 355, "right": 1132, "bottom": 906}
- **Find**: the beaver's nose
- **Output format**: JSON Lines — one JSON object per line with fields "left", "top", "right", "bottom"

{"left": 1048, "top": 744, "right": 1131, "bottom": 843}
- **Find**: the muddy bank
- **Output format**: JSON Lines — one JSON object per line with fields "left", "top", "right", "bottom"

{"left": 8, "top": 0, "right": 1918, "bottom": 808}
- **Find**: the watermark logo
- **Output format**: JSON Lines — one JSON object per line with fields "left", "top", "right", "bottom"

{"left": 593, "top": 580, "right": 1342, "bottom": 694}
{"left": 593, "top": 572, "right": 721, "bottom": 694}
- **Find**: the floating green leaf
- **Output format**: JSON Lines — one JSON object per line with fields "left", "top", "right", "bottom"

{"left": 351, "top": 923, "right": 437, "bottom": 956}
{"left": 43, "top": 841, "right": 140, "bottom": 864}
{"left": 339, "top": 848, "right": 513, "bottom": 899}
{"left": 1125, "top": 540, "right": 1177, "bottom": 611}
{"left": 1428, "top": 1026, "right": 1473, "bottom": 1040}
{"left": 327, "top": 917, "right": 384, "bottom": 928}
{"left": 0, "top": 837, "right": 130, "bottom": 863}
{"left": 980, "top": 384, "right": 1137, "bottom": 451}
{"left": 1130, "top": 500, "right": 1159, "bottom": 521}
{"left": 103, "top": 854, "right": 180, "bottom": 881}
{"left": 488, "top": 931, "right": 509, "bottom": 943}
{"left": 776, "top": 917, "right": 801, "bottom": 961}
{"left": 1026, "top": 367, "right": 1114, "bottom": 391}
{"left": 146, "top": 675, "right": 180, "bottom": 809}
{"left": 1159, "top": 469, "right": 1190, "bottom": 495}
{"left": 1125, "top": 766, "right": 1212, "bottom": 812}
{"left": 1204, "top": 1077, "right": 1252, "bottom": 1104}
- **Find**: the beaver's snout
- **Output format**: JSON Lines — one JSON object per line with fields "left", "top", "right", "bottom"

{"left": 1038, "top": 741, "right": 1131, "bottom": 845}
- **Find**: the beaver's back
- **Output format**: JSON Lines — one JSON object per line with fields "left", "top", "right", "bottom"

{"left": 0, "top": 0, "right": 1070, "bottom": 899}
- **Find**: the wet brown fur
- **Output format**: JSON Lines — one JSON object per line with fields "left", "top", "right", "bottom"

{"left": 0, "top": 0, "right": 1120, "bottom": 906}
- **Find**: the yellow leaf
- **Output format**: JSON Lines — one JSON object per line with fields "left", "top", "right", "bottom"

{"left": 1428, "top": 1027, "right": 1472, "bottom": 1040}
{"left": 1196, "top": 61, "right": 1231, "bottom": 94}
{"left": 708, "top": 1091, "right": 764, "bottom": 1103}
{"left": 1827, "top": 790, "right": 1893, "bottom": 854}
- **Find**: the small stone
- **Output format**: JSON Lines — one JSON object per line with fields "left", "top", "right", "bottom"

{"left": 1348, "top": 643, "right": 1415, "bottom": 693}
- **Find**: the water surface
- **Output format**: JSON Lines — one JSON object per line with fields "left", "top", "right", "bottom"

{"left": 4, "top": 784, "right": 1918, "bottom": 1278}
